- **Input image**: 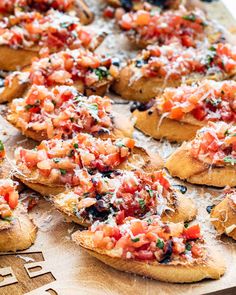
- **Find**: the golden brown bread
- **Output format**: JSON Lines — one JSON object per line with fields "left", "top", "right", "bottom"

{"left": 72, "top": 230, "right": 226, "bottom": 283}
{"left": 133, "top": 108, "right": 202, "bottom": 142}
{"left": 165, "top": 143, "right": 236, "bottom": 187}
{"left": 16, "top": 146, "right": 164, "bottom": 196}
{"left": 211, "top": 196, "right": 236, "bottom": 240}
{"left": 113, "top": 63, "right": 232, "bottom": 102}
{"left": 73, "top": 0, "right": 94, "bottom": 25}
{"left": 0, "top": 206, "right": 37, "bottom": 252}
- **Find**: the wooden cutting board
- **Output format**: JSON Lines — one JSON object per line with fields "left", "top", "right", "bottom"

{"left": 0, "top": 1, "right": 236, "bottom": 294}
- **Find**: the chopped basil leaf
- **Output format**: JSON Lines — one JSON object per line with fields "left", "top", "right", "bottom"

{"left": 53, "top": 158, "right": 60, "bottom": 163}
{"left": 0, "top": 140, "right": 4, "bottom": 151}
{"left": 60, "top": 169, "right": 67, "bottom": 175}
{"left": 2, "top": 216, "right": 13, "bottom": 222}
{"left": 131, "top": 237, "right": 140, "bottom": 242}
{"left": 138, "top": 199, "right": 146, "bottom": 209}
{"left": 73, "top": 143, "right": 79, "bottom": 149}
{"left": 146, "top": 187, "right": 154, "bottom": 197}
{"left": 184, "top": 222, "right": 189, "bottom": 228}
{"left": 115, "top": 141, "right": 126, "bottom": 147}
{"left": 185, "top": 243, "right": 192, "bottom": 251}
{"left": 182, "top": 13, "right": 196, "bottom": 22}
{"left": 156, "top": 238, "right": 164, "bottom": 249}
{"left": 224, "top": 156, "right": 236, "bottom": 164}
{"left": 95, "top": 67, "right": 108, "bottom": 80}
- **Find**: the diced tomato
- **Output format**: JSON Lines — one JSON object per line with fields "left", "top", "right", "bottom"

{"left": 8, "top": 191, "right": 19, "bottom": 209}
{"left": 170, "top": 107, "right": 184, "bottom": 120}
{"left": 116, "top": 210, "right": 125, "bottom": 225}
{"left": 184, "top": 224, "right": 201, "bottom": 240}
{"left": 191, "top": 107, "right": 206, "bottom": 121}
{"left": 130, "top": 220, "right": 146, "bottom": 236}
{"left": 134, "top": 250, "right": 154, "bottom": 260}
{"left": 103, "top": 6, "right": 115, "bottom": 19}
{"left": 191, "top": 244, "right": 203, "bottom": 258}
{"left": 78, "top": 30, "right": 92, "bottom": 47}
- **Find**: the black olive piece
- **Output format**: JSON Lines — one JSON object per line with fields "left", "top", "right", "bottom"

{"left": 172, "top": 184, "right": 187, "bottom": 194}
{"left": 112, "top": 58, "right": 120, "bottom": 67}
{"left": 120, "top": 0, "right": 133, "bottom": 11}
{"left": 97, "top": 128, "right": 109, "bottom": 135}
{"left": 130, "top": 99, "right": 155, "bottom": 113}
{"left": 85, "top": 205, "right": 110, "bottom": 220}
{"left": 160, "top": 240, "right": 173, "bottom": 264}
{"left": 206, "top": 204, "right": 215, "bottom": 214}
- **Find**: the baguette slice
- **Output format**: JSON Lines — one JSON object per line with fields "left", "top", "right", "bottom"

{"left": 0, "top": 47, "right": 113, "bottom": 103}
{"left": 7, "top": 85, "right": 134, "bottom": 141}
{"left": 0, "top": 206, "right": 37, "bottom": 252}
{"left": 133, "top": 108, "right": 202, "bottom": 142}
{"left": 113, "top": 43, "right": 236, "bottom": 102}
{"left": 72, "top": 229, "right": 226, "bottom": 283}
{"left": 165, "top": 142, "right": 236, "bottom": 187}
{"left": 16, "top": 146, "right": 164, "bottom": 196}
{"left": 211, "top": 192, "right": 236, "bottom": 240}
{"left": 52, "top": 171, "right": 196, "bottom": 226}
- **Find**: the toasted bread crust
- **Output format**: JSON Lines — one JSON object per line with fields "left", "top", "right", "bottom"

{"left": 165, "top": 143, "right": 236, "bottom": 187}
{"left": 72, "top": 231, "right": 226, "bottom": 283}
{"left": 112, "top": 64, "right": 231, "bottom": 102}
{"left": 0, "top": 46, "right": 39, "bottom": 71}
{"left": 74, "top": 0, "right": 94, "bottom": 25}
{"left": 0, "top": 206, "right": 37, "bottom": 252}
{"left": 16, "top": 146, "right": 164, "bottom": 196}
{"left": 133, "top": 109, "right": 200, "bottom": 142}
{"left": 211, "top": 197, "right": 236, "bottom": 240}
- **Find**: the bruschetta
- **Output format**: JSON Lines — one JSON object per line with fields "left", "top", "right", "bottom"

{"left": 0, "top": 0, "right": 94, "bottom": 25}
{"left": 117, "top": 7, "right": 224, "bottom": 48}
{"left": 166, "top": 122, "right": 236, "bottom": 187}
{"left": 53, "top": 169, "right": 196, "bottom": 226}
{"left": 0, "top": 179, "right": 37, "bottom": 252}
{"left": 72, "top": 215, "right": 226, "bottom": 283}
{"left": 8, "top": 85, "right": 133, "bottom": 141}
{"left": 14, "top": 134, "right": 163, "bottom": 195}
{"left": 113, "top": 42, "right": 236, "bottom": 102}
{"left": 1, "top": 48, "right": 118, "bottom": 103}
{"left": 211, "top": 189, "right": 236, "bottom": 240}
{"left": 132, "top": 80, "right": 236, "bottom": 142}
{"left": 0, "top": 9, "right": 101, "bottom": 71}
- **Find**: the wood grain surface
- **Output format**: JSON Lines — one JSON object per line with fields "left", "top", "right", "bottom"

{"left": 0, "top": 1, "right": 236, "bottom": 294}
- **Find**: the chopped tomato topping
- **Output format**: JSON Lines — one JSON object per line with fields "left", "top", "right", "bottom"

{"left": 15, "top": 134, "right": 135, "bottom": 186}
{"left": 88, "top": 216, "right": 204, "bottom": 262}
{"left": 154, "top": 80, "right": 236, "bottom": 124}
{"left": 10, "top": 85, "right": 114, "bottom": 140}
{"left": 0, "top": 179, "right": 19, "bottom": 219}
{"left": 119, "top": 7, "right": 209, "bottom": 47}
{"left": 190, "top": 122, "right": 236, "bottom": 166}
{"left": 60, "top": 169, "right": 180, "bottom": 224}
{"left": 183, "top": 224, "right": 201, "bottom": 240}
{"left": 0, "top": 9, "right": 92, "bottom": 50}
{"left": 133, "top": 42, "right": 236, "bottom": 81}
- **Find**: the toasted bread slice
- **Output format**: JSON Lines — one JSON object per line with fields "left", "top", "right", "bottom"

{"left": 53, "top": 183, "right": 196, "bottom": 226}
{"left": 133, "top": 108, "right": 202, "bottom": 142}
{"left": 165, "top": 143, "right": 236, "bottom": 187}
{"left": 16, "top": 146, "right": 164, "bottom": 196}
{"left": 211, "top": 195, "right": 236, "bottom": 240}
{"left": 113, "top": 63, "right": 232, "bottom": 102}
{"left": 0, "top": 206, "right": 37, "bottom": 252}
{"left": 72, "top": 230, "right": 226, "bottom": 283}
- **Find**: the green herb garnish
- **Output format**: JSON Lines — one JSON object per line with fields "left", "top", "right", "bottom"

{"left": 0, "top": 140, "right": 4, "bottom": 151}
{"left": 138, "top": 199, "right": 146, "bottom": 210}
{"left": 156, "top": 239, "right": 164, "bottom": 249}
{"left": 53, "top": 158, "right": 60, "bottom": 163}
{"left": 186, "top": 243, "right": 192, "bottom": 251}
{"left": 224, "top": 156, "right": 236, "bottom": 164}
{"left": 131, "top": 237, "right": 140, "bottom": 243}
{"left": 182, "top": 13, "right": 197, "bottom": 22}
{"left": 60, "top": 169, "right": 67, "bottom": 175}
{"left": 73, "top": 143, "right": 79, "bottom": 149}
{"left": 95, "top": 67, "right": 108, "bottom": 80}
